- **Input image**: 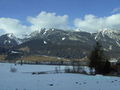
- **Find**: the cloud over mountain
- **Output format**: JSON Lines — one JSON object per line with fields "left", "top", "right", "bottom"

{"left": 74, "top": 13, "right": 120, "bottom": 32}
{"left": 0, "top": 18, "right": 30, "bottom": 37}
{"left": 0, "top": 11, "right": 120, "bottom": 37}
{"left": 0, "top": 11, "right": 69, "bottom": 37}
{"left": 27, "top": 11, "right": 69, "bottom": 31}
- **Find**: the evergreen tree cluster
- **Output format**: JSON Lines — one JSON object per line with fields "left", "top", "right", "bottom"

{"left": 89, "top": 42, "right": 111, "bottom": 75}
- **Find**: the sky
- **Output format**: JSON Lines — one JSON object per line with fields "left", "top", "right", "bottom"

{"left": 0, "top": 0, "right": 120, "bottom": 37}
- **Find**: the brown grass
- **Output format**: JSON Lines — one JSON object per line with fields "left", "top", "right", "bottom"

{"left": 18, "top": 46, "right": 30, "bottom": 53}
{"left": 19, "top": 55, "right": 70, "bottom": 62}
{"left": 0, "top": 55, "right": 6, "bottom": 61}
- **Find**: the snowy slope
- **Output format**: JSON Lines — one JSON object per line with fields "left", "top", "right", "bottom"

{"left": 94, "top": 28, "right": 120, "bottom": 58}
{"left": 95, "top": 28, "right": 120, "bottom": 40}
{"left": 0, "top": 63, "right": 120, "bottom": 90}
{"left": 0, "top": 33, "right": 22, "bottom": 47}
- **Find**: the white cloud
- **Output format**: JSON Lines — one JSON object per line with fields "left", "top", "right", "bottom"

{"left": 27, "top": 11, "right": 69, "bottom": 31}
{"left": 74, "top": 14, "right": 120, "bottom": 32}
{"left": 0, "top": 11, "right": 70, "bottom": 38}
{"left": 0, "top": 11, "right": 120, "bottom": 38}
{"left": 111, "top": 7, "right": 120, "bottom": 13}
{"left": 0, "top": 18, "right": 30, "bottom": 38}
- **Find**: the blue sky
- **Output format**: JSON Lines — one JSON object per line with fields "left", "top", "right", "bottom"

{"left": 0, "top": 0, "right": 120, "bottom": 37}
{"left": 0, "top": 0, "right": 120, "bottom": 21}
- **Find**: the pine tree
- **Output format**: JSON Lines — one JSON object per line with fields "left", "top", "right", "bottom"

{"left": 103, "top": 60, "right": 111, "bottom": 75}
{"left": 89, "top": 41, "right": 111, "bottom": 74}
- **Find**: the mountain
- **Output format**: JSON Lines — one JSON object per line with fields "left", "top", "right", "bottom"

{"left": 18, "top": 28, "right": 120, "bottom": 59}
{"left": 16, "top": 28, "right": 96, "bottom": 59}
{"left": 95, "top": 28, "right": 120, "bottom": 40}
{"left": 0, "top": 33, "right": 22, "bottom": 48}
{"left": 29, "top": 28, "right": 95, "bottom": 45}
{"left": 0, "top": 28, "right": 120, "bottom": 59}
{"left": 94, "top": 28, "right": 120, "bottom": 58}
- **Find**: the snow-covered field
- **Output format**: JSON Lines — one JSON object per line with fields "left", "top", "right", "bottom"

{"left": 0, "top": 63, "right": 120, "bottom": 90}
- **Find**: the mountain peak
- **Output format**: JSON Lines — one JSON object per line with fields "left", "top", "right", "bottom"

{"left": 95, "top": 28, "right": 120, "bottom": 40}
{"left": 98, "top": 28, "right": 118, "bottom": 34}
{"left": 0, "top": 33, "right": 22, "bottom": 46}
{"left": 75, "top": 29, "right": 81, "bottom": 32}
{"left": 6, "top": 33, "right": 15, "bottom": 39}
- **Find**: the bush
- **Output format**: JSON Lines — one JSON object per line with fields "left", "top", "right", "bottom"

{"left": 10, "top": 67, "right": 17, "bottom": 73}
{"left": 64, "top": 66, "right": 71, "bottom": 73}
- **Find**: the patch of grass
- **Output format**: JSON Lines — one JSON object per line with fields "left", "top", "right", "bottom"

{"left": 0, "top": 55, "right": 6, "bottom": 61}
{"left": 18, "top": 55, "right": 70, "bottom": 62}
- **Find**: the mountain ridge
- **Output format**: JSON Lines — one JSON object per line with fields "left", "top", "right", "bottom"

{"left": 0, "top": 28, "right": 120, "bottom": 59}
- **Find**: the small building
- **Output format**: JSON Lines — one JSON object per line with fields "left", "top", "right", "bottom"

{"left": 109, "top": 58, "right": 118, "bottom": 66}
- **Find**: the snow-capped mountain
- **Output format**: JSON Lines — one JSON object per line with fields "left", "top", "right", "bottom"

{"left": 19, "top": 28, "right": 120, "bottom": 58}
{"left": 93, "top": 28, "right": 120, "bottom": 58}
{"left": 0, "top": 28, "right": 120, "bottom": 59}
{"left": 16, "top": 28, "right": 95, "bottom": 58}
{"left": 95, "top": 28, "right": 120, "bottom": 40}
{"left": 95, "top": 28, "right": 120, "bottom": 49}
{"left": 0, "top": 33, "right": 22, "bottom": 48}
{"left": 29, "top": 28, "right": 95, "bottom": 45}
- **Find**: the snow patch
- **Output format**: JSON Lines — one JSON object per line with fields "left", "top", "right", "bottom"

{"left": 8, "top": 40, "right": 11, "bottom": 43}
{"left": 109, "top": 58, "right": 118, "bottom": 63}
{"left": 95, "top": 31, "right": 100, "bottom": 40}
{"left": 116, "top": 41, "right": 120, "bottom": 47}
{"left": 4, "top": 40, "right": 7, "bottom": 44}
{"left": 11, "top": 51, "right": 19, "bottom": 54}
{"left": 75, "top": 29, "right": 81, "bottom": 32}
{"left": 95, "top": 34, "right": 98, "bottom": 40}
{"left": 43, "top": 29, "right": 49, "bottom": 35}
{"left": 4, "top": 40, "right": 11, "bottom": 44}
{"left": 52, "top": 28, "right": 55, "bottom": 31}
{"left": 103, "top": 48, "right": 109, "bottom": 51}
{"left": 44, "top": 41, "right": 47, "bottom": 44}
{"left": 109, "top": 45, "right": 112, "bottom": 50}
{"left": 62, "top": 37, "right": 66, "bottom": 40}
